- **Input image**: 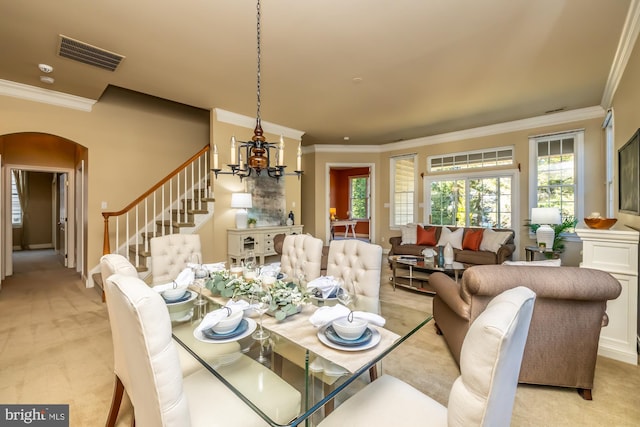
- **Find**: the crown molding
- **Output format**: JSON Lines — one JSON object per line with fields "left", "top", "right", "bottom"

{"left": 601, "top": 0, "right": 640, "bottom": 107}
{"left": 0, "top": 79, "right": 96, "bottom": 112}
{"left": 308, "top": 106, "right": 605, "bottom": 154}
{"left": 214, "top": 108, "right": 305, "bottom": 141}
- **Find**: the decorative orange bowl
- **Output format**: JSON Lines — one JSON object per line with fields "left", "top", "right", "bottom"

{"left": 584, "top": 217, "right": 617, "bottom": 229}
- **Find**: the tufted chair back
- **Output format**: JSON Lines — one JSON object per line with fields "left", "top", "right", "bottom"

{"left": 150, "top": 234, "right": 202, "bottom": 285}
{"left": 327, "top": 240, "right": 382, "bottom": 298}
{"left": 105, "top": 273, "right": 191, "bottom": 427}
{"left": 280, "top": 234, "right": 324, "bottom": 282}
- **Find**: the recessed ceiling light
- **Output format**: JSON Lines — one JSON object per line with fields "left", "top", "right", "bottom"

{"left": 344, "top": 136, "right": 350, "bottom": 141}
{"left": 352, "top": 77, "right": 363, "bottom": 84}
{"left": 38, "top": 63, "right": 53, "bottom": 73}
{"left": 40, "top": 76, "right": 55, "bottom": 84}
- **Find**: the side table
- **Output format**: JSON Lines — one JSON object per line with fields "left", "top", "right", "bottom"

{"left": 524, "top": 245, "right": 560, "bottom": 261}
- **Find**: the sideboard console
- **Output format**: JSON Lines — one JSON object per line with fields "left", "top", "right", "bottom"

{"left": 576, "top": 226, "right": 639, "bottom": 365}
{"left": 228, "top": 225, "right": 303, "bottom": 266}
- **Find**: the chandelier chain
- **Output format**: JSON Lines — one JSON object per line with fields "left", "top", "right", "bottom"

{"left": 256, "top": 0, "right": 261, "bottom": 123}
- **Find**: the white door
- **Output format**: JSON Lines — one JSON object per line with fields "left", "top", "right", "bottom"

{"left": 57, "top": 173, "right": 68, "bottom": 267}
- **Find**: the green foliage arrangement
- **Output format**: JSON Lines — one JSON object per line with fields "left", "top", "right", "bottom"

{"left": 206, "top": 271, "right": 308, "bottom": 321}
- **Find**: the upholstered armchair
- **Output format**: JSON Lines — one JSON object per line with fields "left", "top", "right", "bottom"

{"left": 430, "top": 265, "right": 622, "bottom": 400}
{"left": 279, "top": 234, "right": 324, "bottom": 282}
{"left": 326, "top": 240, "right": 382, "bottom": 298}
{"left": 150, "top": 234, "right": 202, "bottom": 285}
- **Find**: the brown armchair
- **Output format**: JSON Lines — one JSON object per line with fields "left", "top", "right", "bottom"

{"left": 430, "top": 265, "right": 622, "bottom": 400}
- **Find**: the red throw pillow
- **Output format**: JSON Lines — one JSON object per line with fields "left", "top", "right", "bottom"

{"left": 416, "top": 226, "right": 438, "bottom": 246}
{"left": 462, "top": 228, "right": 484, "bottom": 251}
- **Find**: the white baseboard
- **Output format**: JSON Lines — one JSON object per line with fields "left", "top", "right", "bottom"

{"left": 28, "top": 243, "right": 54, "bottom": 250}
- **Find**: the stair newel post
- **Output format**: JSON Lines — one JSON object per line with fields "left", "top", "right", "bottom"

{"left": 102, "top": 213, "right": 111, "bottom": 255}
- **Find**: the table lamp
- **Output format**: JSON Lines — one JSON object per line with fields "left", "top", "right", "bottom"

{"left": 329, "top": 207, "right": 336, "bottom": 221}
{"left": 530, "top": 207, "right": 561, "bottom": 249}
{"left": 231, "top": 192, "right": 252, "bottom": 229}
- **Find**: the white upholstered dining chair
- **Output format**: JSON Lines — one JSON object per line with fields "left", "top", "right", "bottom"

{"left": 317, "top": 286, "right": 536, "bottom": 427}
{"left": 279, "top": 234, "right": 324, "bottom": 282}
{"left": 150, "top": 234, "right": 202, "bottom": 285}
{"left": 104, "top": 273, "right": 301, "bottom": 427}
{"left": 326, "top": 239, "right": 382, "bottom": 299}
{"left": 100, "top": 254, "right": 243, "bottom": 427}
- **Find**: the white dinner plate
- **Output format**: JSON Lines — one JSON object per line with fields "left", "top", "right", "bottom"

{"left": 193, "top": 318, "right": 257, "bottom": 344}
{"left": 317, "top": 324, "right": 381, "bottom": 352}
{"left": 165, "top": 290, "right": 197, "bottom": 306}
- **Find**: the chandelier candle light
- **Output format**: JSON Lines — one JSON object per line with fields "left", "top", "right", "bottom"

{"left": 530, "top": 207, "right": 561, "bottom": 249}
{"left": 212, "top": 0, "right": 303, "bottom": 180}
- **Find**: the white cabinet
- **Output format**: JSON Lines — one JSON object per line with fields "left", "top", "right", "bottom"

{"left": 576, "top": 226, "right": 639, "bottom": 365}
{"left": 227, "top": 225, "right": 303, "bottom": 265}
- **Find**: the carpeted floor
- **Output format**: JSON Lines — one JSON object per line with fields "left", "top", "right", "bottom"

{"left": 0, "top": 250, "right": 639, "bottom": 426}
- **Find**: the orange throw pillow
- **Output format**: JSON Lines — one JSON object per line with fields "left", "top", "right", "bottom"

{"left": 416, "top": 226, "right": 438, "bottom": 246}
{"left": 462, "top": 228, "right": 484, "bottom": 251}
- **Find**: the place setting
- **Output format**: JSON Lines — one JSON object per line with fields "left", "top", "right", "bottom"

{"left": 193, "top": 303, "right": 257, "bottom": 344}
{"left": 309, "top": 288, "right": 386, "bottom": 352}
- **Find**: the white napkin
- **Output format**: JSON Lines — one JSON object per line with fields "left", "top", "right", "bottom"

{"left": 203, "top": 262, "right": 226, "bottom": 273}
{"left": 195, "top": 304, "right": 244, "bottom": 334}
{"left": 307, "top": 276, "right": 340, "bottom": 298}
{"left": 309, "top": 357, "right": 349, "bottom": 377}
{"left": 309, "top": 304, "right": 386, "bottom": 328}
{"left": 152, "top": 268, "right": 194, "bottom": 293}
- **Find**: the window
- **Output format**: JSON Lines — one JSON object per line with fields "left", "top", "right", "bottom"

{"left": 529, "top": 130, "right": 584, "bottom": 221}
{"left": 349, "top": 175, "right": 369, "bottom": 219}
{"left": 427, "top": 172, "right": 514, "bottom": 228}
{"left": 11, "top": 172, "right": 22, "bottom": 226}
{"left": 390, "top": 154, "right": 416, "bottom": 227}
{"left": 429, "top": 146, "right": 513, "bottom": 172}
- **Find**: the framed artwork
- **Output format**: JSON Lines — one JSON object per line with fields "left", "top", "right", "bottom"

{"left": 618, "top": 128, "right": 640, "bottom": 215}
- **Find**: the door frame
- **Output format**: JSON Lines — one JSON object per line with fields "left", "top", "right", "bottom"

{"left": 3, "top": 164, "right": 75, "bottom": 276}
{"left": 325, "top": 162, "right": 376, "bottom": 243}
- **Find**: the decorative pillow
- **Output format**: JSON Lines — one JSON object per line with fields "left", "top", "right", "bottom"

{"left": 462, "top": 228, "right": 484, "bottom": 251}
{"left": 479, "top": 229, "right": 512, "bottom": 253}
{"left": 436, "top": 227, "right": 464, "bottom": 249}
{"left": 416, "top": 226, "right": 438, "bottom": 246}
{"left": 502, "top": 259, "right": 561, "bottom": 267}
{"left": 400, "top": 223, "right": 421, "bottom": 245}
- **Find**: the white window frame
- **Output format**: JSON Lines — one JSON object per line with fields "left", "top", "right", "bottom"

{"left": 424, "top": 169, "right": 519, "bottom": 231}
{"left": 11, "top": 172, "right": 22, "bottom": 226}
{"left": 528, "top": 129, "right": 584, "bottom": 237}
{"left": 428, "top": 146, "right": 514, "bottom": 172}
{"left": 349, "top": 175, "right": 369, "bottom": 220}
{"left": 390, "top": 154, "right": 417, "bottom": 228}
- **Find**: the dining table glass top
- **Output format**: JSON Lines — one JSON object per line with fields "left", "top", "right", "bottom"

{"left": 170, "top": 287, "right": 432, "bottom": 427}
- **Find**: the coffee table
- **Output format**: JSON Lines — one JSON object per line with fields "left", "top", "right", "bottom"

{"left": 390, "top": 255, "right": 467, "bottom": 294}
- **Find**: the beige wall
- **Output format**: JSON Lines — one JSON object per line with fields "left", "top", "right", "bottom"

{"left": 612, "top": 35, "right": 640, "bottom": 231}
{"left": 305, "top": 116, "right": 606, "bottom": 266}
{"left": 1, "top": 87, "right": 210, "bottom": 276}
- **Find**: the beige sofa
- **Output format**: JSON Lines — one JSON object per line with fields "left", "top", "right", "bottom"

{"left": 430, "top": 265, "right": 622, "bottom": 400}
{"left": 388, "top": 225, "right": 515, "bottom": 265}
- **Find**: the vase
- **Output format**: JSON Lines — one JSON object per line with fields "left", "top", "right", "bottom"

{"left": 444, "top": 242, "right": 454, "bottom": 265}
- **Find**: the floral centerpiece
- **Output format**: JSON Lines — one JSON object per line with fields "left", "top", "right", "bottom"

{"left": 206, "top": 271, "right": 308, "bottom": 321}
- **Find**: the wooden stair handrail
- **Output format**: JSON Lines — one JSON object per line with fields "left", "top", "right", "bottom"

{"left": 102, "top": 144, "right": 210, "bottom": 254}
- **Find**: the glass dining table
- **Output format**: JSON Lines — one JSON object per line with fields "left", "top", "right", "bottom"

{"left": 170, "top": 290, "right": 432, "bottom": 426}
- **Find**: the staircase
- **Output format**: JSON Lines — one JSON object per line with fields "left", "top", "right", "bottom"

{"left": 92, "top": 145, "right": 213, "bottom": 298}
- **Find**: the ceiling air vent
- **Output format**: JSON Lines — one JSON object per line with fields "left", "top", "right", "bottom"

{"left": 57, "top": 35, "right": 125, "bottom": 72}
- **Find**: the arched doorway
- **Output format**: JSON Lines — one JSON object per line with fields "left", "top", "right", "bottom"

{"left": 0, "top": 132, "right": 88, "bottom": 283}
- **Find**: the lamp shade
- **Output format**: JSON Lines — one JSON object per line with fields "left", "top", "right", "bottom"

{"left": 231, "top": 192, "right": 253, "bottom": 209}
{"left": 530, "top": 208, "right": 561, "bottom": 225}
